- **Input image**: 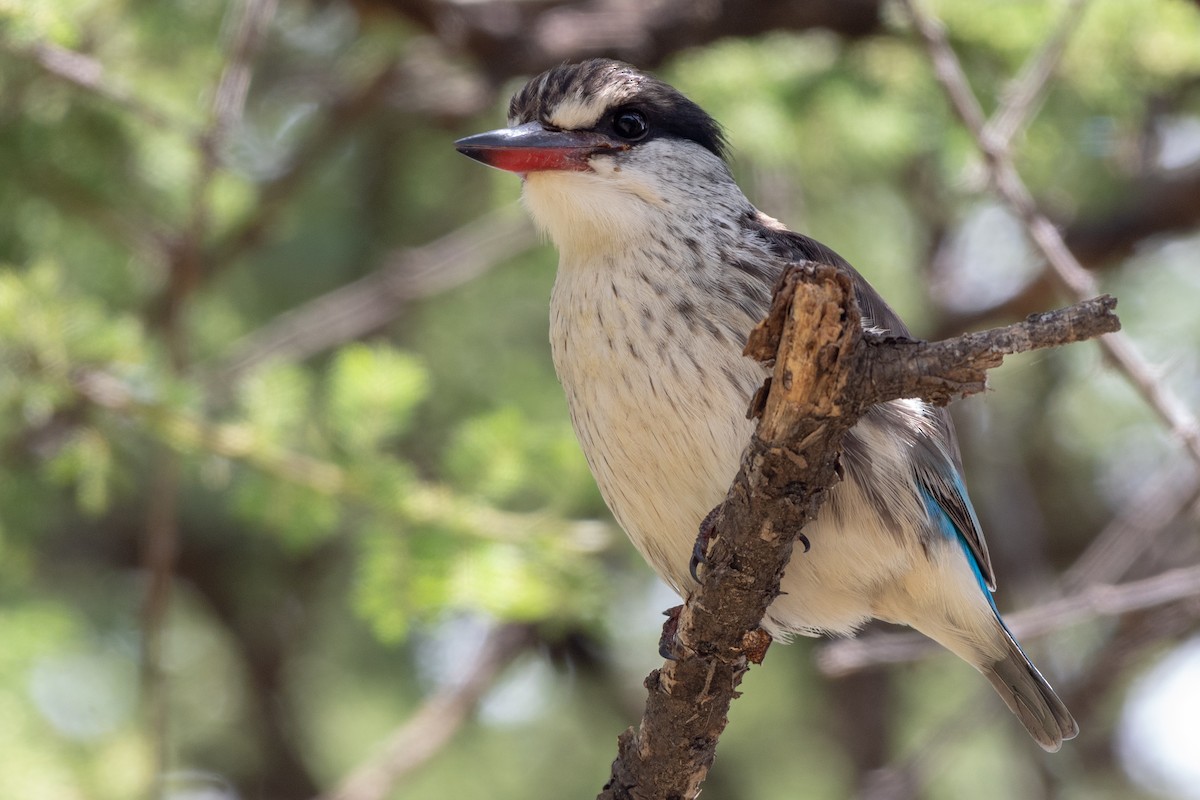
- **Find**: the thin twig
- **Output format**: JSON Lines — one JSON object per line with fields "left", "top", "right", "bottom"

{"left": 983, "top": 0, "right": 1091, "bottom": 153}
{"left": 189, "top": 0, "right": 278, "bottom": 232}
{"left": 70, "top": 368, "right": 599, "bottom": 546}
{"left": 862, "top": 295, "right": 1119, "bottom": 407}
{"left": 135, "top": 1, "right": 280, "bottom": 778}
{"left": 141, "top": 449, "right": 182, "bottom": 799}
{"left": 1063, "top": 468, "right": 1200, "bottom": 590}
{"left": 818, "top": 563, "right": 1200, "bottom": 676}
{"left": 3, "top": 39, "right": 192, "bottom": 134}
{"left": 904, "top": 0, "right": 1200, "bottom": 472}
{"left": 17, "top": 161, "right": 172, "bottom": 264}
{"left": 207, "top": 207, "right": 535, "bottom": 385}
{"left": 317, "top": 624, "right": 537, "bottom": 800}
{"left": 169, "top": 0, "right": 278, "bottom": 323}
{"left": 205, "top": 62, "right": 401, "bottom": 273}
{"left": 160, "top": 0, "right": 279, "bottom": 363}
{"left": 209, "top": 0, "right": 277, "bottom": 142}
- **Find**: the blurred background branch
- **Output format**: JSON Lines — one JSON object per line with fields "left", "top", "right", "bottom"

{"left": 389, "top": 0, "right": 886, "bottom": 80}
{"left": 819, "top": 563, "right": 1200, "bottom": 675}
{"left": 906, "top": 0, "right": 1200, "bottom": 470}
{"left": 319, "top": 622, "right": 537, "bottom": 800}
{"left": 209, "top": 205, "right": 535, "bottom": 385}
{"left": 3, "top": 39, "right": 192, "bottom": 133}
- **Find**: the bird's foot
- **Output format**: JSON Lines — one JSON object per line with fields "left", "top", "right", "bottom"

{"left": 658, "top": 605, "right": 683, "bottom": 660}
{"left": 689, "top": 505, "right": 723, "bottom": 583}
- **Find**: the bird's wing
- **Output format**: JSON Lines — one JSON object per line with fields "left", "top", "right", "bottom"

{"left": 913, "top": 429, "right": 996, "bottom": 591}
{"left": 745, "top": 213, "right": 997, "bottom": 591}
{"left": 741, "top": 212, "right": 911, "bottom": 335}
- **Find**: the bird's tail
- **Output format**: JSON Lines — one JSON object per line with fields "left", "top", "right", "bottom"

{"left": 980, "top": 622, "right": 1079, "bottom": 752}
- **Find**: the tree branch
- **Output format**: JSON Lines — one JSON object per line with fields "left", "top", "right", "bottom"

{"left": 385, "top": 0, "right": 885, "bottom": 82}
{"left": 903, "top": 0, "right": 1200, "bottom": 472}
{"left": 140, "top": 447, "right": 182, "bottom": 785}
{"left": 159, "top": 0, "right": 280, "bottom": 354}
{"left": 1063, "top": 468, "right": 1200, "bottom": 590}
{"left": 206, "top": 207, "right": 534, "bottom": 386}
{"left": 205, "top": 61, "right": 402, "bottom": 274}
{"left": 2, "top": 39, "right": 192, "bottom": 134}
{"left": 70, "top": 367, "right": 607, "bottom": 555}
{"left": 982, "top": 0, "right": 1091, "bottom": 154}
{"left": 319, "top": 623, "right": 537, "bottom": 800}
{"left": 863, "top": 295, "right": 1118, "bottom": 407}
{"left": 1063, "top": 163, "right": 1200, "bottom": 266}
{"left": 596, "top": 263, "right": 1119, "bottom": 799}
{"left": 818, "top": 563, "right": 1200, "bottom": 676}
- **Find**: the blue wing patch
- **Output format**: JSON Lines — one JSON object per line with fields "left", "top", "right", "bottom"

{"left": 914, "top": 459, "right": 996, "bottom": 591}
{"left": 918, "top": 484, "right": 998, "bottom": 610}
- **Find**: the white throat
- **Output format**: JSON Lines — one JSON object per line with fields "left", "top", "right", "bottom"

{"left": 521, "top": 169, "right": 667, "bottom": 261}
{"left": 520, "top": 140, "right": 747, "bottom": 264}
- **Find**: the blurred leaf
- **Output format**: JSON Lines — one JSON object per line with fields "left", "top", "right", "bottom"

{"left": 237, "top": 360, "right": 317, "bottom": 446}
{"left": 444, "top": 406, "right": 597, "bottom": 514}
{"left": 327, "top": 342, "right": 430, "bottom": 453}
{"left": 43, "top": 426, "right": 113, "bottom": 515}
{"left": 230, "top": 463, "right": 343, "bottom": 550}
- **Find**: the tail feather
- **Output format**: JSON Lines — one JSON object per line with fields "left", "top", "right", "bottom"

{"left": 981, "top": 625, "right": 1079, "bottom": 752}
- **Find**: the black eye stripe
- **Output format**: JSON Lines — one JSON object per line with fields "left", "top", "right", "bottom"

{"left": 612, "top": 109, "right": 649, "bottom": 140}
{"left": 508, "top": 59, "right": 728, "bottom": 160}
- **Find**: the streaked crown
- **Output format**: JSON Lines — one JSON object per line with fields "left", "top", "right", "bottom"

{"left": 507, "top": 59, "right": 728, "bottom": 160}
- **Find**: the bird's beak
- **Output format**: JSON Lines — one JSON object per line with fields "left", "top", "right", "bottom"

{"left": 455, "top": 121, "right": 625, "bottom": 174}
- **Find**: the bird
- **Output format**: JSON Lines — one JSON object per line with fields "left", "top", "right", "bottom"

{"left": 454, "top": 58, "right": 1078, "bottom": 751}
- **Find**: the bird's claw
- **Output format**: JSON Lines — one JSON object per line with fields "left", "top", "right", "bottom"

{"left": 659, "top": 605, "right": 683, "bottom": 660}
{"left": 798, "top": 533, "right": 811, "bottom": 553}
{"left": 689, "top": 539, "right": 707, "bottom": 583}
{"left": 689, "top": 505, "right": 722, "bottom": 583}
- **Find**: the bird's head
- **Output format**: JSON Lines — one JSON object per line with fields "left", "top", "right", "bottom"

{"left": 455, "top": 59, "right": 738, "bottom": 257}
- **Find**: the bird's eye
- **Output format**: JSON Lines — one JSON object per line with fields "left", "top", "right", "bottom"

{"left": 612, "top": 109, "right": 649, "bottom": 141}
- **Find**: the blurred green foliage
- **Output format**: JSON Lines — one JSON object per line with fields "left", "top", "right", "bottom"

{"left": 1, "top": 0, "right": 1199, "bottom": 797}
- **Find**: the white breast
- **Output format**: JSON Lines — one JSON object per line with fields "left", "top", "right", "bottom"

{"left": 549, "top": 261, "right": 760, "bottom": 593}
{"left": 549, "top": 256, "right": 924, "bottom": 639}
